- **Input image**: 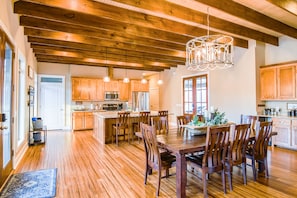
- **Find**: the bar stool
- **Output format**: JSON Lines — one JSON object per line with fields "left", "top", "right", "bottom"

{"left": 133, "top": 111, "right": 150, "bottom": 142}
{"left": 112, "top": 112, "right": 130, "bottom": 146}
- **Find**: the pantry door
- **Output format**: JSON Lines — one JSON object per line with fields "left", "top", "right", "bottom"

{"left": 0, "top": 31, "right": 14, "bottom": 187}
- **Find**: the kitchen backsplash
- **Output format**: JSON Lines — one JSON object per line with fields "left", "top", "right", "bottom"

{"left": 72, "top": 101, "right": 132, "bottom": 111}
{"left": 264, "top": 101, "right": 297, "bottom": 115}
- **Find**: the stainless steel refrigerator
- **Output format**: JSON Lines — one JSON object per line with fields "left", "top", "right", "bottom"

{"left": 132, "top": 91, "right": 150, "bottom": 112}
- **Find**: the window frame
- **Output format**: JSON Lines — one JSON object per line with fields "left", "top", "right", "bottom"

{"left": 183, "top": 74, "right": 208, "bottom": 115}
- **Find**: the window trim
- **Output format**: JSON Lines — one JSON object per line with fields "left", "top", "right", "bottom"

{"left": 182, "top": 74, "right": 208, "bottom": 115}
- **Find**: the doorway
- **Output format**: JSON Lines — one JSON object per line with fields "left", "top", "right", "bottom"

{"left": 0, "top": 30, "right": 14, "bottom": 187}
{"left": 38, "top": 75, "right": 65, "bottom": 130}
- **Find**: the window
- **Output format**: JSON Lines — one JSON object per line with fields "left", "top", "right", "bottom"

{"left": 183, "top": 75, "right": 208, "bottom": 115}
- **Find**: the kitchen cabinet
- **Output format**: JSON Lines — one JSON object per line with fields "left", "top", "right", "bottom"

{"left": 131, "top": 80, "right": 149, "bottom": 92}
{"left": 273, "top": 118, "right": 291, "bottom": 148}
{"left": 72, "top": 112, "right": 94, "bottom": 131}
{"left": 260, "top": 63, "right": 296, "bottom": 100}
{"left": 104, "top": 80, "right": 119, "bottom": 91}
{"left": 277, "top": 66, "right": 295, "bottom": 99}
{"left": 260, "top": 67, "right": 277, "bottom": 100}
{"left": 291, "top": 120, "right": 297, "bottom": 149}
{"left": 72, "top": 77, "right": 93, "bottom": 101}
{"left": 118, "top": 81, "right": 129, "bottom": 101}
{"left": 96, "top": 79, "right": 104, "bottom": 101}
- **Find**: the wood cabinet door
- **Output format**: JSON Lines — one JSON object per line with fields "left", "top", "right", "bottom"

{"left": 80, "top": 78, "right": 90, "bottom": 100}
{"left": 291, "top": 120, "right": 297, "bottom": 149}
{"left": 131, "top": 80, "right": 149, "bottom": 92}
{"left": 104, "top": 80, "right": 119, "bottom": 91}
{"left": 260, "top": 67, "right": 277, "bottom": 100}
{"left": 72, "top": 78, "right": 81, "bottom": 100}
{"left": 277, "top": 65, "right": 296, "bottom": 99}
{"left": 84, "top": 112, "right": 94, "bottom": 129}
{"left": 119, "top": 81, "right": 129, "bottom": 101}
{"left": 89, "top": 79, "right": 97, "bottom": 100}
{"left": 96, "top": 79, "right": 104, "bottom": 101}
{"left": 72, "top": 112, "right": 85, "bottom": 130}
{"left": 273, "top": 118, "right": 291, "bottom": 148}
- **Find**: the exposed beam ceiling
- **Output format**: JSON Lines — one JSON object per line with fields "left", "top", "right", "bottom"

{"left": 13, "top": 0, "right": 297, "bottom": 71}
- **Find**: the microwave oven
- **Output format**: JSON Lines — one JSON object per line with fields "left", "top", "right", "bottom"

{"left": 105, "top": 91, "right": 119, "bottom": 100}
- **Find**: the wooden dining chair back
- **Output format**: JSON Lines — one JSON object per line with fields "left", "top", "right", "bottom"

{"left": 132, "top": 111, "right": 151, "bottom": 142}
{"left": 184, "top": 114, "right": 194, "bottom": 123}
{"left": 151, "top": 116, "right": 169, "bottom": 135}
{"left": 158, "top": 110, "right": 168, "bottom": 117}
{"left": 240, "top": 114, "right": 258, "bottom": 135}
{"left": 225, "top": 124, "right": 251, "bottom": 190}
{"left": 112, "top": 112, "right": 130, "bottom": 146}
{"left": 176, "top": 115, "right": 188, "bottom": 133}
{"left": 246, "top": 121, "right": 273, "bottom": 181}
{"left": 141, "top": 123, "right": 176, "bottom": 196}
{"left": 187, "top": 125, "right": 230, "bottom": 197}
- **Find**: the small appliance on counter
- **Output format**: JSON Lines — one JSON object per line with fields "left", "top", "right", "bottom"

{"left": 102, "top": 103, "right": 123, "bottom": 111}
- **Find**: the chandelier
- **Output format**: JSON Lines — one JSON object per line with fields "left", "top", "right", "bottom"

{"left": 186, "top": 9, "right": 234, "bottom": 71}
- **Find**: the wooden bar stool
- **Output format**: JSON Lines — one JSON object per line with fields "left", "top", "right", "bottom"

{"left": 112, "top": 112, "right": 130, "bottom": 146}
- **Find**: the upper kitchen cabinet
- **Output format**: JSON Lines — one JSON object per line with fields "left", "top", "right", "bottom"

{"left": 260, "top": 62, "right": 297, "bottom": 100}
{"left": 130, "top": 80, "right": 149, "bottom": 92}
{"left": 118, "top": 81, "right": 129, "bottom": 101}
{"left": 278, "top": 66, "right": 295, "bottom": 99}
{"left": 260, "top": 67, "right": 277, "bottom": 100}
{"left": 96, "top": 79, "right": 104, "bottom": 101}
{"left": 104, "top": 80, "right": 119, "bottom": 91}
{"left": 72, "top": 77, "right": 93, "bottom": 101}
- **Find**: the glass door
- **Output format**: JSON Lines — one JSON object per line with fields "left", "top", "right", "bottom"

{"left": 0, "top": 31, "right": 14, "bottom": 187}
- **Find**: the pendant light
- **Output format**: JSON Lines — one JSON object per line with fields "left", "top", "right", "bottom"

{"left": 185, "top": 7, "right": 234, "bottom": 71}
{"left": 157, "top": 72, "right": 163, "bottom": 85}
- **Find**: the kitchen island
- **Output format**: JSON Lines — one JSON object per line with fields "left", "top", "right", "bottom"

{"left": 93, "top": 111, "right": 159, "bottom": 144}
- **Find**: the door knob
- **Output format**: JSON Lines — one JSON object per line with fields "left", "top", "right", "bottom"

{"left": 0, "top": 126, "right": 8, "bottom": 130}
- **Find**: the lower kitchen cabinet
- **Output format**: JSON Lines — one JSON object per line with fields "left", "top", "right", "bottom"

{"left": 291, "top": 120, "right": 297, "bottom": 149}
{"left": 72, "top": 112, "right": 94, "bottom": 131}
{"left": 273, "top": 118, "right": 291, "bottom": 148}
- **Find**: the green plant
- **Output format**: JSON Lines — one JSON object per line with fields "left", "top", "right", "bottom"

{"left": 207, "top": 109, "right": 228, "bottom": 126}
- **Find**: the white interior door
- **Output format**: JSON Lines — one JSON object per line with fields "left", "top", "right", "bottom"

{"left": 38, "top": 75, "right": 65, "bottom": 130}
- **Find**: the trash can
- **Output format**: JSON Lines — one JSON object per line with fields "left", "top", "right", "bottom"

{"left": 32, "top": 117, "right": 43, "bottom": 130}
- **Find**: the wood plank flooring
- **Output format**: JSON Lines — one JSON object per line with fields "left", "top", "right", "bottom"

{"left": 13, "top": 130, "right": 297, "bottom": 198}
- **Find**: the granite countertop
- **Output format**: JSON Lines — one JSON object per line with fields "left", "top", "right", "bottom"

{"left": 94, "top": 111, "right": 159, "bottom": 119}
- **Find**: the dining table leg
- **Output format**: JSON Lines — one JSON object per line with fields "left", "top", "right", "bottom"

{"left": 176, "top": 153, "right": 187, "bottom": 198}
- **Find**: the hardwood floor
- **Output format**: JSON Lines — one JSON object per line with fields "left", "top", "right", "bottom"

{"left": 14, "top": 130, "right": 297, "bottom": 198}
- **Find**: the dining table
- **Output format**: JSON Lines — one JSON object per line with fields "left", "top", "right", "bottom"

{"left": 156, "top": 128, "right": 207, "bottom": 198}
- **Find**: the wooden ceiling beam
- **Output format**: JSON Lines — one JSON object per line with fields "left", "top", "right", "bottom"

{"left": 193, "top": 0, "right": 297, "bottom": 39}
{"left": 32, "top": 48, "right": 181, "bottom": 66}
{"left": 111, "top": 0, "right": 278, "bottom": 45}
{"left": 20, "top": 16, "right": 186, "bottom": 51}
{"left": 36, "top": 55, "right": 168, "bottom": 71}
{"left": 14, "top": 0, "right": 248, "bottom": 48}
{"left": 24, "top": 30, "right": 185, "bottom": 59}
{"left": 31, "top": 44, "right": 185, "bottom": 64}
{"left": 266, "top": 0, "right": 297, "bottom": 17}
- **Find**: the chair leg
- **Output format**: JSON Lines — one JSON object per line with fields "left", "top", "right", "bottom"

{"left": 144, "top": 164, "right": 149, "bottom": 185}
{"left": 116, "top": 128, "right": 119, "bottom": 146}
{"left": 242, "top": 162, "right": 247, "bottom": 185}
{"left": 157, "top": 168, "right": 161, "bottom": 196}
{"left": 202, "top": 172, "right": 208, "bottom": 198}
{"left": 264, "top": 158, "right": 269, "bottom": 178}
{"left": 226, "top": 165, "right": 233, "bottom": 191}
{"left": 251, "top": 159, "right": 257, "bottom": 181}
{"left": 221, "top": 169, "right": 227, "bottom": 194}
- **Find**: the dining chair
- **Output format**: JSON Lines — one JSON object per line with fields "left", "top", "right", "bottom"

{"left": 132, "top": 111, "right": 151, "bottom": 142}
{"left": 246, "top": 121, "right": 273, "bottom": 181}
{"left": 225, "top": 123, "right": 251, "bottom": 191}
{"left": 176, "top": 115, "right": 188, "bottom": 133}
{"left": 141, "top": 123, "right": 176, "bottom": 196}
{"left": 158, "top": 110, "right": 168, "bottom": 117}
{"left": 240, "top": 114, "right": 258, "bottom": 135}
{"left": 112, "top": 111, "right": 130, "bottom": 146}
{"left": 151, "top": 116, "right": 169, "bottom": 135}
{"left": 187, "top": 125, "right": 230, "bottom": 197}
